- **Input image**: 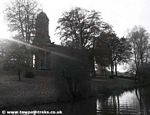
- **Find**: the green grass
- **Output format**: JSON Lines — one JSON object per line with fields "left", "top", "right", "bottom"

{"left": 91, "top": 77, "right": 135, "bottom": 95}
{"left": 0, "top": 72, "right": 72, "bottom": 108}
{"left": 0, "top": 72, "right": 136, "bottom": 108}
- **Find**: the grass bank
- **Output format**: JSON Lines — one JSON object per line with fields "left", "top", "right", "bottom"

{"left": 0, "top": 71, "right": 93, "bottom": 109}
{"left": 0, "top": 72, "right": 72, "bottom": 109}
{"left": 91, "top": 77, "right": 135, "bottom": 95}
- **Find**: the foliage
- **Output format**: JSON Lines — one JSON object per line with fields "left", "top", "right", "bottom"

{"left": 24, "top": 71, "right": 35, "bottom": 78}
{"left": 3, "top": 42, "right": 31, "bottom": 69}
{"left": 56, "top": 7, "right": 112, "bottom": 77}
{"left": 118, "top": 37, "right": 132, "bottom": 64}
{"left": 5, "top": 0, "right": 41, "bottom": 43}
{"left": 109, "top": 75, "right": 116, "bottom": 79}
{"left": 139, "top": 63, "right": 150, "bottom": 81}
{"left": 128, "top": 26, "right": 150, "bottom": 77}
{"left": 2, "top": 40, "right": 34, "bottom": 81}
{"left": 4, "top": 0, "right": 41, "bottom": 80}
{"left": 95, "top": 32, "right": 112, "bottom": 67}
{"left": 95, "top": 31, "right": 132, "bottom": 76}
{"left": 0, "top": 40, "right": 10, "bottom": 59}
{"left": 56, "top": 7, "right": 108, "bottom": 49}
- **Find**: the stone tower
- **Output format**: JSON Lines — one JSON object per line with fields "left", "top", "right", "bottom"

{"left": 34, "top": 11, "right": 51, "bottom": 70}
{"left": 34, "top": 11, "right": 51, "bottom": 47}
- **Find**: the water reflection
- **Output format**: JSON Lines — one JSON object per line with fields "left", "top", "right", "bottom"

{"left": 97, "top": 87, "right": 150, "bottom": 115}
{"left": 5, "top": 99, "right": 96, "bottom": 115}
{"left": 62, "top": 99, "right": 96, "bottom": 115}
{"left": 4, "top": 87, "right": 150, "bottom": 115}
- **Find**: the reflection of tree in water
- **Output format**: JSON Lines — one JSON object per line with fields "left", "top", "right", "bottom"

{"left": 97, "top": 95, "right": 119, "bottom": 115}
{"left": 8, "top": 98, "right": 96, "bottom": 115}
{"left": 136, "top": 87, "right": 150, "bottom": 115}
{"left": 97, "top": 87, "right": 150, "bottom": 115}
{"left": 97, "top": 94, "right": 133, "bottom": 115}
{"left": 62, "top": 98, "right": 96, "bottom": 115}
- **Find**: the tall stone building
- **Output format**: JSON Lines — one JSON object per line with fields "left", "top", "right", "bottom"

{"left": 33, "top": 12, "right": 51, "bottom": 70}
{"left": 32, "top": 11, "right": 92, "bottom": 99}
{"left": 34, "top": 11, "right": 51, "bottom": 46}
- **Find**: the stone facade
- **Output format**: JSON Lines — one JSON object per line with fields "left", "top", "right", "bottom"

{"left": 33, "top": 12, "right": 92, "bottom": 98}
{"left": 33, "top": 12, "right": 51, "bottom": 70}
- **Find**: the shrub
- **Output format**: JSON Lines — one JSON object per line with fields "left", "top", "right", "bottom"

{"left": 24, "top": 71, "right": 35, "bottom": 78}
{"left": 139, "top": 63, "right": 150, "bottom": 82}
{"left": 109, "top": 75, "right": 115, "bottom": 79}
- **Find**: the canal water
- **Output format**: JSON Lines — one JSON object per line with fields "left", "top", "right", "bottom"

{"left": 5, "top": 87, "right": 150, "bottom": 115}
{"left": 97, "top": 87, "right": 150, "bottom": 115}
{"left": 63, "top": 86, "right": 150, "bottom": 115}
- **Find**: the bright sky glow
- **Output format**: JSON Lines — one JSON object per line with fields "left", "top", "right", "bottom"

{"left": 39, "top": 0, "right": 150, "bottom": 44}
{"left": 0, "top": 0, "right": 150, "bottom": 72}
{"left": 0, "top": 0, "right": 150, "bottom": 43}
{"left": 119, "top": 90, "right": 139, "bottom": 109}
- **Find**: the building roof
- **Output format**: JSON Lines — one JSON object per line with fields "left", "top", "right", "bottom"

{"left": 37, "top": 11, "right": 49, "bottom": 21}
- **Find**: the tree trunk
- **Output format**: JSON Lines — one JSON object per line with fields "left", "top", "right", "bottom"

{"left": 113, "top": 96, "right": 117, "bottom": 114}
{"left": 136, "top": 61, "right": 141, "bottom": 83}
{"left": 104, "top": 67, "right": 107, "bottom": 79}
{"left": 89, "top": 49, "right": 96, "bottom": 77}
{"left": 92, "top": 55, "right": 96, "bottom": 77}
{"left": 18, "top": 69, "right": 21, "bottom": 81}
{"left": 134, "top": 59, "right": 139, "bottom": 83}
{"left": 117, "top": 96, "right": 120, "bottom": 114}
{"left": 111, "top": 61, "right": 114, "bottom": 76}
{"left": 115, "top": 61, "right": 118, "bottom": 77}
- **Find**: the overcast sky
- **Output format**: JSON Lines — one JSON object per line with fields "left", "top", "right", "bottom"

{"left": 0, "top": 0, "right": 150, "bottom": 44}
{"left": 0, "top": 0, "right": 150, "bottom": 72}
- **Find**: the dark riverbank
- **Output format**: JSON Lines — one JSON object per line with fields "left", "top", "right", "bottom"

{"left": 91, "top": 77, "right": 136, "bottom": 96}
{"left": 0, "top": 72, "right": 71, "bottom": 109}
{"left": 0, "top": 71, "right": 93, "bottom": 110}
{"left": 0, "top": 71, "right": 144, "bottom": 110}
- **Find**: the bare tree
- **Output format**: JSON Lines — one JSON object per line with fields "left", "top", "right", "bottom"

{"left": 95, "top": 32, "right": 132, "bottom": 77}
{"left": 128, "top": 26, "right": 150, "bottom": 80}
{"left": 4, "top": 0, "right": 41, "bottom": 80}
{"left": 5, "top": 0, "right": 41, "bottom": 43}
{"left": 56, "top": 7, "right": 110, "bottom": 77}
{"left": 56, "top": 7, "right": 107, "bottom": 49}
